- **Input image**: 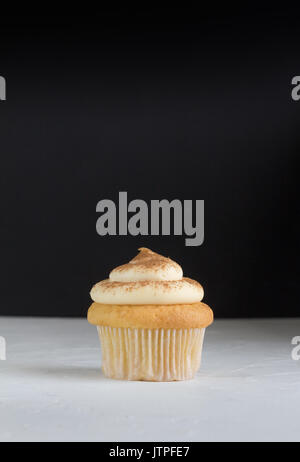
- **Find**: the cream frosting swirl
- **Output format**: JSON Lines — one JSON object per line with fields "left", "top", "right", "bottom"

{"left": 110, "top": 247, "right": 183, "bottom": 282}
{"left": 90, "top": 248, "right": 204, "bottom": 305}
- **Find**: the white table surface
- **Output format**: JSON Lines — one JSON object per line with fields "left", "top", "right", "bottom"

{"left": 0, "top": 316, "right": 299, "bottom": 442}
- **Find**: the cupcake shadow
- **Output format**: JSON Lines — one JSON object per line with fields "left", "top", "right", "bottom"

{"left": 9, "top": 364, "right": 107, "bottom": 382}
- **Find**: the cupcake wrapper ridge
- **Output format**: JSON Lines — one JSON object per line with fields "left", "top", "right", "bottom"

{"left": 97, "top": 326, "right": 205, "bottom": 381}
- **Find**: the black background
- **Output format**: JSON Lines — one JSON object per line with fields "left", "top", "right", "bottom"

{"left": 0, "top": 7, "right": 299, "bottom": 318}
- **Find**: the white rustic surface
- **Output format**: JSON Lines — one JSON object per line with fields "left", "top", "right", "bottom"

{"left": 0, "top": 317, "right": 299, "bottom": 442}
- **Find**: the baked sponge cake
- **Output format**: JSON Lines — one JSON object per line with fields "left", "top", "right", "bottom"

{"left": 88, "top": 248, "right": 213, "bottom": 381}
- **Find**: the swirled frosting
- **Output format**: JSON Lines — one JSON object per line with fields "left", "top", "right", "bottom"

{"left": 90, "top": 248, "right": 204, "bottom": 305}
{"left": 110, "top": 247, "right": 183, "bottom": 282}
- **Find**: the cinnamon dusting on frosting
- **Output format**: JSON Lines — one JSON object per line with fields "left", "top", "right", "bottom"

{"left": 130, "top": 247, "right": 175, "bottom": 268}
{"left": 90, "top": 248, "right": 204, "bottom": 305}
{"left": 97, "top": 278, "right": 202, "bottom": 292}
{"left": 109, "top": 248, "right": 183, "bottom": 282}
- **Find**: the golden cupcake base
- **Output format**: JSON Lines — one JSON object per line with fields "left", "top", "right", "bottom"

{"left": 88, "top": 302, "right": 213, "bottom": 329}
{"left": 97, "top": 326, "right": 205, "bottom": 381}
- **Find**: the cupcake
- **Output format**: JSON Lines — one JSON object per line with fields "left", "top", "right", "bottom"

{"left": 88, "top": 248, "right": 213, "bottom": 381}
